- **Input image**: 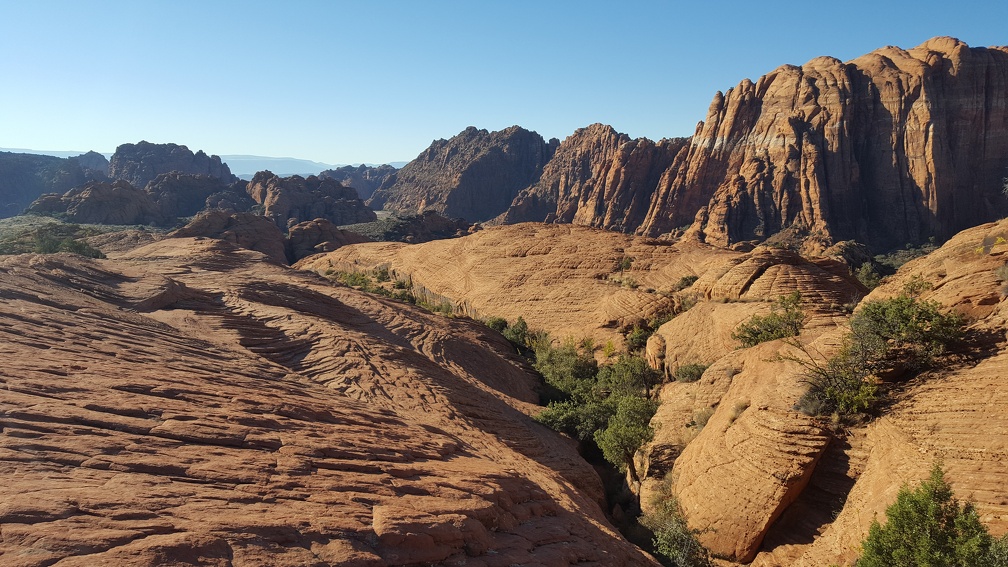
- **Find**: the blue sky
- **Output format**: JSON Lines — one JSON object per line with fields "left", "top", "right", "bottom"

{"left": 1, "top": 0, "right": 1005, "bottom": 164}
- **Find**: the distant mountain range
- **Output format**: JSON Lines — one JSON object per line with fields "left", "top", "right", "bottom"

{"left": 0, "top": 148, "right": 406, "bottom": 178}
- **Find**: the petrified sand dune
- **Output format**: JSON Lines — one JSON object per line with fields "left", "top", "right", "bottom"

{"left": 299, "top": 223, "right": 747, "bottom": 348}
{"left": 649, "top": 219, "right": 1008, "bottom": 565}
{"left": 302, "top": 219, "right": 1008, "bottom": 565}
{"left": 0, "top": 238, "right": 657, "bottom": 566}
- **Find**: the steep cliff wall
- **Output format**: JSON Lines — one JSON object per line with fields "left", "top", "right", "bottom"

{"left": 367, "top": 126, "right": 557, "bottom": 222}
{"left": 639, "top": 37, "right": 1008, "bottom": 250}
{"left": 500, "top": 124, "right": 688, "bottom": 232}
{"left": 109, "top": 141, "right": 237, "bottom": 188}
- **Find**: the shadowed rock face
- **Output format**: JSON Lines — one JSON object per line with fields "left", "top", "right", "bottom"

{"left": 0, "top": 152, "right": 91, "bottom": 217}
{"left": 25, "top": 179, "right": 169, "bottom": 225}
{"left": 320, "top": 164, "right": 398, "bottom": 201}
{"left": 144, "top": 172, "right": 253, "bottom": 218}
{"left": 247, "top": 171, "right": 377, "bottom": 229}
{"left": 367, "top": 126, "right": 558, "bottom": 222}
{"left": 0, "top": 240, "right": 658, "bottom": 566}
{"left": 109, "top": 141, "right": 237, "bottom": 189}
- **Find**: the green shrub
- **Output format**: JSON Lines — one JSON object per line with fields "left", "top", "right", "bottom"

{"left": 859, "top": 464, "right": 998, "bottom": 566}
{"left": 672, "top": 275, "right": 699, "bottom": 292}
{"left": 626, "top": 325, "right": 652, "bottom": 352}
{"left": 338, "top": 271, "right": 373, "bottom": 289}
{"left": 534, "top": 348, "right": 661, "bottom": 480}
{"left": 373, "top": 266, "right": 391, "bottom": 282}
{"left": 534, "top": 340, "right": 599, "bottom": 400}
{"left": 732, "top": 292, "right": 804, "bottom": 347}
{"left": 597, "top": 354, "right": 663, "bottom": 397}
{"left": 857, "top": 263, "right": 882, "bottom": 290}
{"left": 484, "top": 316, "right": 508, "bottom": 333}
{"left": 795, "top": 282, "right": 965, "bottom": 418}
{"left": 850, "top": 292, "right": 964, "bottom": 371}
{"left": 990, "top": 534, "right": 1008, "bottom": 567}
{"left": 640, "top": 477, "right": 712, "bottom": 567}
{"left": 673, "top": 363, "right": 708, "bottom": 383}
{"left": 502, "top": 316, "right": 530, "bottom": 348}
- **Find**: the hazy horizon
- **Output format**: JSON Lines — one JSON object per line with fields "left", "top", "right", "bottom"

{"left": 1, "top": 1, "right": 1005, "bottom": 165}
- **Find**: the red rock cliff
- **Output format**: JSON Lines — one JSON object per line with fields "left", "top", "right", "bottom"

{"left": 640, "top": 37, "right": 1008, "bottom": 249}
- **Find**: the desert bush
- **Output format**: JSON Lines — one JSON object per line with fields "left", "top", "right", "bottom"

{"left": 373, "top": 265, "right": 391, "bottom": 282}
{"left": 793, "top": 335, "right": 881, "bottom": 417}
{"left": 484, "top": 316, "right": 508, "bottom": 333}
{"left": 692, "top": 408, "right": 714, "bottom": 431}
{"left": 796, "top": 284, "right": 963, "bottom": 418}
{"left": 673, "top": 363, "right": 708, "bottom": 383}
{"left": 732, "top": 292, "right": 804, "bottom": 347}
{"left": 338, "top": 271, "right": 373, "bottom": 289}
{"left": 856, "top": 262, "right": 882, "bottom": 290}
{"left": 502, "top": 316, "right": 530, "bottom": 347}
{"left": 625, "top": 325, "right": 652, "bottom": 352}
{"left": 534, "top": 340, "right": 599, "bottom": 400}
{"left": 858, "top": 464, "right": 999, "bottom": 566}
{"left": 597, "top": 354, "right": 663, "bottom": 397}
{"left": 990, "top": 534, "right": 1008, "bottom": 567}
{"left": 640, "top": 476, "right": 712, "bottom": 567}
{"left": 850, "top": 290, "right": 964, "bottom": 371}
{"left": 672, "top": 274, "right": 699, "bottom": 292}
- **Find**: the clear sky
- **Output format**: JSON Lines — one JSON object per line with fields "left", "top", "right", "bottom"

{"left": 1, "top": 0, "right": 1005, "bottom": 165}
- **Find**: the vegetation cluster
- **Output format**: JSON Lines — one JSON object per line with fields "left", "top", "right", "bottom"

{"left": 794, "top": 278, "right": 964, "bottom": 418}
{"left": 857, "top": 465, "right": 1008, "bottom": 566}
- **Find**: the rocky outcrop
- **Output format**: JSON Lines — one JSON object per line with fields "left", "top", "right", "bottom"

{"left": 170, "top": 210, "right": 288, "bottom": 264}
{"left": 640, "top": 37, "right": 1008, "bottom": 251}
{"left": 320, "top": 163, "right": 398, "bottom": 201}
{"left": 246, "top": 171, "right": 376, "bottom": 230}
{"left": 367, "top": 126, "right": 558, "bottom": 222}
{"left": 71, "top": 150, "right": 110, "bottom": 177}
{"left": 0, "top": 151, "right": 90, "bottom": 217}
{"left": 0, "top": 239, "right": 657, "bottom": 566}
{"left": 144, "top": 172, "right": 253, "bottom": 218}
{"left": 287, "top": 218, "right": 372, "bottom": 262}
{"left": 26, "top": 179, "right": 168, "bottom": 225}
{"left": 342, "top": 210, "right": 474, "bottom": 244}
{"left": 500, "top": 124, "right": 688, "bottom": 232}
{"left": 109, "top": 141, "right": 237, "bottom": 188}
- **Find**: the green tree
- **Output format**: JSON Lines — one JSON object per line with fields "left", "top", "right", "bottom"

{"left": 593, "top": 394, "right": 658, "bottom": 483}
{"left": 859, "top": 465, "right": 994, "bottom": 567}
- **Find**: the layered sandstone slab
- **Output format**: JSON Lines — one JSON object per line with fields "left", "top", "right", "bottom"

{"left": 298, "top": 223, "right": 749, "bottom": 348}
{"left": 0, "top": 238, "right": 656, "bottom": 566}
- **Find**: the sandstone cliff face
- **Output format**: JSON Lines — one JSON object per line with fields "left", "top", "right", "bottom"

{"left": 144, "top": 172, "right": 253, "bottom": 218}
{"left": 109, "top": 141, "right": 237, "bottom": 189}
{"left": 367, "top": 126, "right": 558, "bottom": 222}
{"left": 247, "top": 171, "right": 377, "bottom": 230}
{"left": 0, "top": 152, "right": 90, "bottom": 217}
{"left": 320, "top": 163, "right": 398, "bottom": 201}
{"left": 500, "top": 124, "right": 688, "bottom": 232}
{"left": 0, "top": 239, "right": 657, "bottom": 566}
{"left": 26, "top": 179, "right": 169, "bottom": 225}
{"left": 287, "top": 218, "right": 372, "bottom": 262}
{"left": 640, "top": 37, "right": 1008, "bottom": 250}
{"left": 170, "top": 210, "right": 289, "bottom": 264}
